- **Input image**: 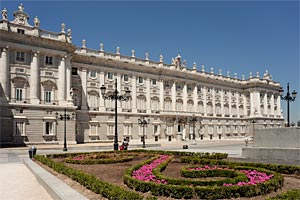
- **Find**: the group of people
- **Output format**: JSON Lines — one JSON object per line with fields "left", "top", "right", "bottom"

{"left": 120, "top": 138, "right": 129, "bottom": 150}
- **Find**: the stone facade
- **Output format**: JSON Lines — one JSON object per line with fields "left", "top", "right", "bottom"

{"left": 0, "top": 4, "right": 284, "bottom": 146}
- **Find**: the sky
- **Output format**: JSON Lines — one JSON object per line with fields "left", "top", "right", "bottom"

{"left": 2, "top": 0, "right": 300, "bottom": 123}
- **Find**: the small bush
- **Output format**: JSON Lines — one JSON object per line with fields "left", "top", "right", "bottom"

{"left": 266, "top": 189, "right": 300, "bottom": 200}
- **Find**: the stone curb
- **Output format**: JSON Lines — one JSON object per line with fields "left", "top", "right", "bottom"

{"left": 23, "top": 158, "right": 88, "bottom": 200}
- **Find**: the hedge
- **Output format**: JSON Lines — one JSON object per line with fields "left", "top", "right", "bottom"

{"left": 34, "top": 155, "right": 143, "bottom": 200}
{"left": 181, "top": 157, "right": 300, "bottom": 175}
{"left": 266, "top": 189, "right": 300, "bottom": 200}
{"left": 65, "top": 155, "right": 134, "bottom": 164}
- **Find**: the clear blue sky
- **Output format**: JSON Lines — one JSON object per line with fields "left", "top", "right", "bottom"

{"left": 2, "top": 1, "right": 299, "bottom": 123}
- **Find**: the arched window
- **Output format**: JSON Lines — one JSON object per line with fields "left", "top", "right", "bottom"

{"left": 41, "top": 80, "right": 57, "bottom": 104}
{"left": 137, "top": 95, "right": 146, "bottom": 112}
{"left": 164, "top": 98, "right": 172, "bottom": 111}
{"left": 215, "top": 103, "right": 221, "bottom": 116}
{"left": 187, "top": 100, "right": 194, "bottom": 112}
{"left": 176, "top": 99, "right": 183, "bottom": 111}
{"left": 198, "top": 101, "right": 203, "bottom": 114}
{"left": 151, "top": 97, "right": 160, "bottom": 112}
{"left": 207, "top": 101, "right": 213, "bottom": 115}
{"left": 88, "top": 90, "right": 99, "bottom": 110}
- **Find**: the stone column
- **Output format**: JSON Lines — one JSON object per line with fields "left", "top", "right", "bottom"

{"left": 81, "top": 68, "right": 88, "bottom": 110}
{"left": 220, "top": 90, "right": 224, "bottom": 117}
{"left": 263, "top": 92, "right": 268, "bottom": 116}
{"left": 30, "top": 51, "right": 40, "bottom": 104}
{"left": 57, "top": 56, "right": 66, "bottom": 105}
{"left": 270, "top": 93, "right": 274, "bottom": 116}
{"left": 99, "top": 71, "right": 105, "bottom": 111}
{"left": 276, "top": 94, "right": 281, "bottom": 116}
{"left": 228, "top": 91, "right": 232, "bottom": 117}
{"left": 203, "top": 87, "right": 207, "bottom": 116}
{"left": 0, "top": 47, "right": 9, "bottom": 101}
{"left": 212, "top": 88, "right": 216, "bottom": 117}
{"left": 146, "top": 78, "right": 151, "bottom": 114}
{"left": 250, "top": 90, "right": 261, "bottom": 116}
{"left": 193, "top": 84, "right": 198, "bottom": 112}
{"left": 183, "top": 82, "right": 187, "bottom": 112}
{"left": 131, "top": 75, "right": 137, "bottom": 113}
{"left": 159, "top": 79, "right": 164, "bottom": 111}
{"left": 171, "top": 81, "right": 176, "bottom": 111}
{"left": 243, "top": 93, "right": 247, "bottom": 116}
{"left": 66, "top": 56, "right": 72, "bottom": 105}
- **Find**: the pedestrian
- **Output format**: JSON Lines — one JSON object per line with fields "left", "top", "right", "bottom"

{"left": 122, "top": 138, "right": 129, "bottom": 150}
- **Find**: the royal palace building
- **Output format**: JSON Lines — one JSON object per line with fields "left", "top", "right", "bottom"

{"left": 0, "top": 4, "right": 284, "bottom": 146}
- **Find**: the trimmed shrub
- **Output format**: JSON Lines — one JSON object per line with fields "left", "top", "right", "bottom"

{"left": 35, "top": 155, "right": 143, "bottom": 200}
{"left": 266, "top": 189, "right": 300, "bottom": 200}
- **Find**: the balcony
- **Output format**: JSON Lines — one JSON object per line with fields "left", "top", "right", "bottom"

{"left": 122, "top": 109, "right": 132, "bottom": 112}
{"left": 137, "top": 109, "right": 146, "bottom": 113}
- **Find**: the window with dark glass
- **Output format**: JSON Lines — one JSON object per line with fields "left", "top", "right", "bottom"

{"left": 45, "top": 56, "right": 53, "bottom": 65}
{"left": 123, "top": 74, "right": 129, "bottom": 82}
{"left": 16, "top": 51, "right": 25, "bottom": 62}
{"left": 17, "top": 29, "right": 25, "bottom": 34}
{"left": 152, "top": 79, "right": 156, "bottom": 85}
{"left": 72, "top": 67, "right": 78, "bottom": 75}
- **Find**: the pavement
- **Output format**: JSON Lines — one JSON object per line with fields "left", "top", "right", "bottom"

{"left": 0, "top": 139, "right": 246, "bottom": 200}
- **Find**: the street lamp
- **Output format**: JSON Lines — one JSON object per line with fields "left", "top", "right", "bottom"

{"left": 279, "top": 83, "right": 297, "bottom": 127}
{"left": 189, "top": 114, "right": 198, "bottom": 145}
{"left": 56, "top": 108, "right": 74, "bottom": 151}
{"left": 138, "top": 118, "right": 150, "bottom": 148}
{"left": 100, "top": 79, "right": 131, "bottom": 150}
{"left": 251, "top": 120, "right": 256, "bottom": 144}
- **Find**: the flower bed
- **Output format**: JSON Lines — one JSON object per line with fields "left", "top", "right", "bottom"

{"left": 65, "top": 152, "right": 134, "bottom": 164}
{"left": 125, "top": 157, "right": 283, "bottom": 199}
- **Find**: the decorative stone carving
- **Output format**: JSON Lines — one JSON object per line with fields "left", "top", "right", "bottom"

{"left": 116, "top": 46, "right": 120, "bottom": 55}
{"left": 61, "top": 23, "right": 65, "bottom": 33}
{"left": 67, "top": 29, "right": 71, "bottom": 36}
{"left": 219, "top": 69, "right": 222, "bottom": 75}
{"left": 249, "top": 72, "right": 253, "bottom": 78}
{"left": 2, "top": 8, "right": 7, "bottom": 20}
{"left": 201, "top": 64, "right": 205, "bottom": 72}
{"left": 145, "top": 52, "right": 149, "bottom": 60}
{"left": 82, "top": 39, "right": 86, "bottom": 48}
{"left": 227, "top": 71, "right": 230, "bottom": 77}
{"left": 131, "top": 50, "right": 135, "bottom": 58}
{"left": 242, "top": 74, "right": 245, "bottom": 80}
{"left": 193, "top": 62, "right": 197, "bottom": 70}
{"left": 100, "top": 43, "right": 104, "bottom": 51}
{"left": 210, "top": 67, "right": 214, "bottom": 74}
{"left": 33, "top": 16, "right": 40, "bottom": 27}
{"left": 256, "top": 71, "right": 260, "bottom": 78}
{"left": 159, "top": 54, "right": 163, "bottom": 63}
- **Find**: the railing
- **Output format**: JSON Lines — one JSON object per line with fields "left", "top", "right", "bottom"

{"left": 40, "top": 30, "right": 60, "bottom": 39}
{"left": 40, "top": 100, "right": 58, "bottom": 105}
{"left": 10, "top": 98, "right": 30, "bottom": 104}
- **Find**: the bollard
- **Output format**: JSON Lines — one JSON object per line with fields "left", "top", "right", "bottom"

{"left": 28, "top": 146, "right": 37, "bottom": 159}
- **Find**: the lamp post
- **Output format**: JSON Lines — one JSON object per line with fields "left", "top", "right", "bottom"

{"left": 189, "top": 114, "right": 198, "bottom": 145}
{"left": 138, "top": 118, "right": 150, "bottom": 148}
{"left": 100, "top": 79, "right": 131, "bottom": 150}
{"left": 56, "top": 108, "right": 74, "bottom": 151}
{"left": 280, "top": 83, "right": 297, "bottom": 127}
{"left": 251, "top": 120, "right": 256, "bottom": 144}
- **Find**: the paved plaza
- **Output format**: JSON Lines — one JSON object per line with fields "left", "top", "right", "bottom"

{"left": 0, "top": 140, "right": 245, "bottom": 199}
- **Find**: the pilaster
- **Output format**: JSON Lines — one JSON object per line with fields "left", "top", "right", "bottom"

{"left": 99, "top": 71, "right": 105, "bottom": 111}
{"left": 183, "top": 82, "right": 187, "bottom": 111}
{"left": 212, "top": 88, "right": 216, "bottom": 117}
{"left": 228, "top": 91, "right": 232, "bottom": 117}
{"left": 220, "top": 90, "right": 224, "bottom": 117}
{"left": 276, "top": 94, "right": 281, "bottom": 117}
{"left": 171, "top": 81, "right": 176, "bottom": 111}
{"left": 131, "top": 75, "right": 137, "bottom": 113}
{"left": 117, "top": 74, "right": 121, "bottom": 112}
{"left": 146, "top": 78, "right": 151, "bottom": 114}
{"left": 81, "top": 68, "right": 88, "bottom": 110}
{"left": 203, "top": 87, "right": 207, "bottom": 116}
{"left": 57, "top": 56, "right": 66, "bottom": 105}
{"left": 263, "top": 92, "right": 268, "bottom": 116}
{"left": 30, "top": 51, "right": 40, "bottom": 104}
{"left": 159, "top": 79, "right": 164, "bottom": 111}
{"left": 0, "top": 47, "right": 9, "bottom": 101}
{"left": 193, "top": 84, "right": 198, "bottom": 112}
{"left": 66, "top": 56, "right": 73, "bottom": 105}
{"left": 270, "top": 93, "right": 274, "bottom": 116}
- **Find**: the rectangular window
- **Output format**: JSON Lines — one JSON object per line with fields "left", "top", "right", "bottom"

{"left": 123, "top": 74, "right": 129, "bottom": 82}
{"left": 165, "top": 81, "right": 170, "bottom": 88}
{"left": 152, "top": 79, "right": 157, "bottom": 85}
{"left": 187, "top": 84, "right": 192, "bottom": 91}
{"left": 108, "top": 125, "right": 114, "bottom": 135}
{"left": 16, "top": 88, "right": 23, "bottom": 101}
{"left": 154, "top": 125, "right": 158, "bottom": 135}
{"left": 45, "top": 122, "right": 54, "bottom": 135}
{"left": 72, "top": 67, "right": 78, "bottom": 75}
{"left": 45, "top": 91, "right": 51, "bottom": 103}
{"left": 138, "top": 77, "right": 143, "bottom": 84}
{"left": 90, "top": 124, "right": 97, "bottom": 135}
{"left": 16, "top": 51, "right": 25, "bottom": 62}
{"left": 17, "top": 29, "right": 25, "bottom": 34}
{"left": 90, "top": 70, "right": 96, "bottom": 78}
{"left": 107, "top": 72, "right": 113, "bottom": 80}
{"left": 15, "top": 121, "right": 25, "bottom": 136}
{"left": 45, "top": 56, "right": 53, "bottom": 65}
